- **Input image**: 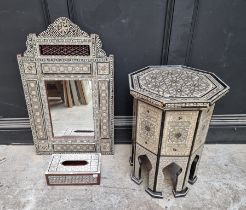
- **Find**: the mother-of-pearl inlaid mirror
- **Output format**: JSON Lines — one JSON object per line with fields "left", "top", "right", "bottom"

{"left": 17, "top": 17, "right": 114, "bottom": 155}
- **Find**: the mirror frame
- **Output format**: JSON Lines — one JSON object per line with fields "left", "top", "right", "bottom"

{"left": 17, "top": 17, "right": 114, "bottom": 155}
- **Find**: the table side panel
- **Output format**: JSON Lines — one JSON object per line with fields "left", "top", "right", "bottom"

{"left": 161, "top": 111, "right": 199, "bottom": 156}
{"left": 136, "top": 101, "right": 162, "bottom": 154}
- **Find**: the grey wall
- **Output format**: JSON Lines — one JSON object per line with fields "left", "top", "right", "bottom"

{"left": 0, "top": 0, "right": 46, "bottom": 118}
{"left": 0, "top": 0, "right": 246, "bottom": 144}
{"left": 187, "top": 0, "right": 246, "bottom": 115}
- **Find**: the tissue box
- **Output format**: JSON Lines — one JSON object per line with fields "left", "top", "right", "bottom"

{"left": 45, "top": 153, "right": 101, "bottom": 185}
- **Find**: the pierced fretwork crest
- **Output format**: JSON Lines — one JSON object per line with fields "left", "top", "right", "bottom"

{"left": 24, "top": 17, "right": 106, "bottom": 58}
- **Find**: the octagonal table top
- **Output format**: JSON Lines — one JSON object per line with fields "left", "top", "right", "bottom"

{"left": 129, "top": 65, "right": 229, "bottom": 108}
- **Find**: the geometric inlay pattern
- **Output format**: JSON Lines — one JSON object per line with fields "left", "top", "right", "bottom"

{"left": 41, "top": 63, "right": 91, "bottom": 74}
{"left": 136, "top": 101, "right": 162, "bottom": 154}
{"left": 139, "top": 68, "right": 213, "bottom": 98}
{"left": 53, "top": 144, "right": 96, "bottom": 152}
{"left": 39, "top": 45, "right": 90, "bottom": 56}
{"left": 129, "top": 66, "right": 229, "bottom": 106}
{"left": 161, "top": 111, "right": 199, "bottom": 156}
{"left": 23, "top": 62, "right": 36, "bottom": 74}
{"left": 134, "top": 144, "right": 157, "bottom": 191}
{"left": 46, "top": 153, "right": 101, "bottom": 185}
{"left": 129, "top": 65, "right": 229, "bottom": 197}
{"left": 167, "top": 121, "right": 190, "bottom": 143}
{"left": 99, "top": 80, "right": 109, "bottom": 139}
{"left": 27, "top": 80, "right": 47, "bottom": 139}
{"left": 17, "top": 17, "right": 114, "bottom": 154}
{"left": 39, "top": 17, "right": 89, "bottom": 38}
{"left": 48, "top": 153, "right": 100, "bottom": 173}
{"left": 47, "top": 175, "right": 98, "bottom": 185}
{"left": 157, "top": 156, "right": 189, "bottom": 192}
{"left": 193, "top": 104, "right": 214, "bottom": 152}
{"left": 97, "top": 62, "right": 110, "bottom": 75}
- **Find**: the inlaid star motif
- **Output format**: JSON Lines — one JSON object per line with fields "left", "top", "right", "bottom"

{"left": 139, "top": 68, "right": 214, "bottom": 98}
{"left": 56, "top": 20, "right": 70, "bottom": 35}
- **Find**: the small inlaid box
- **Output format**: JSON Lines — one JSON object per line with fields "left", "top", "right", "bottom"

{"left": 46, "top": 153, "right": 101, "bottom": 185}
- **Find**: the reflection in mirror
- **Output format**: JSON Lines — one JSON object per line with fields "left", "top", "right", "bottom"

{"left": 45, "top": 80, "right": 94, "bottom": 137}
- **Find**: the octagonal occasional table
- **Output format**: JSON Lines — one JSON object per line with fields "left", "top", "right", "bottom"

{"left": 129, "top": 65, "right": 229, "bottom": 198}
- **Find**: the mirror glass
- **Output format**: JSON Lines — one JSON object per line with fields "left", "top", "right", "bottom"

{"left": 45, "top": 80, "right": 94, "bottom": 137}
